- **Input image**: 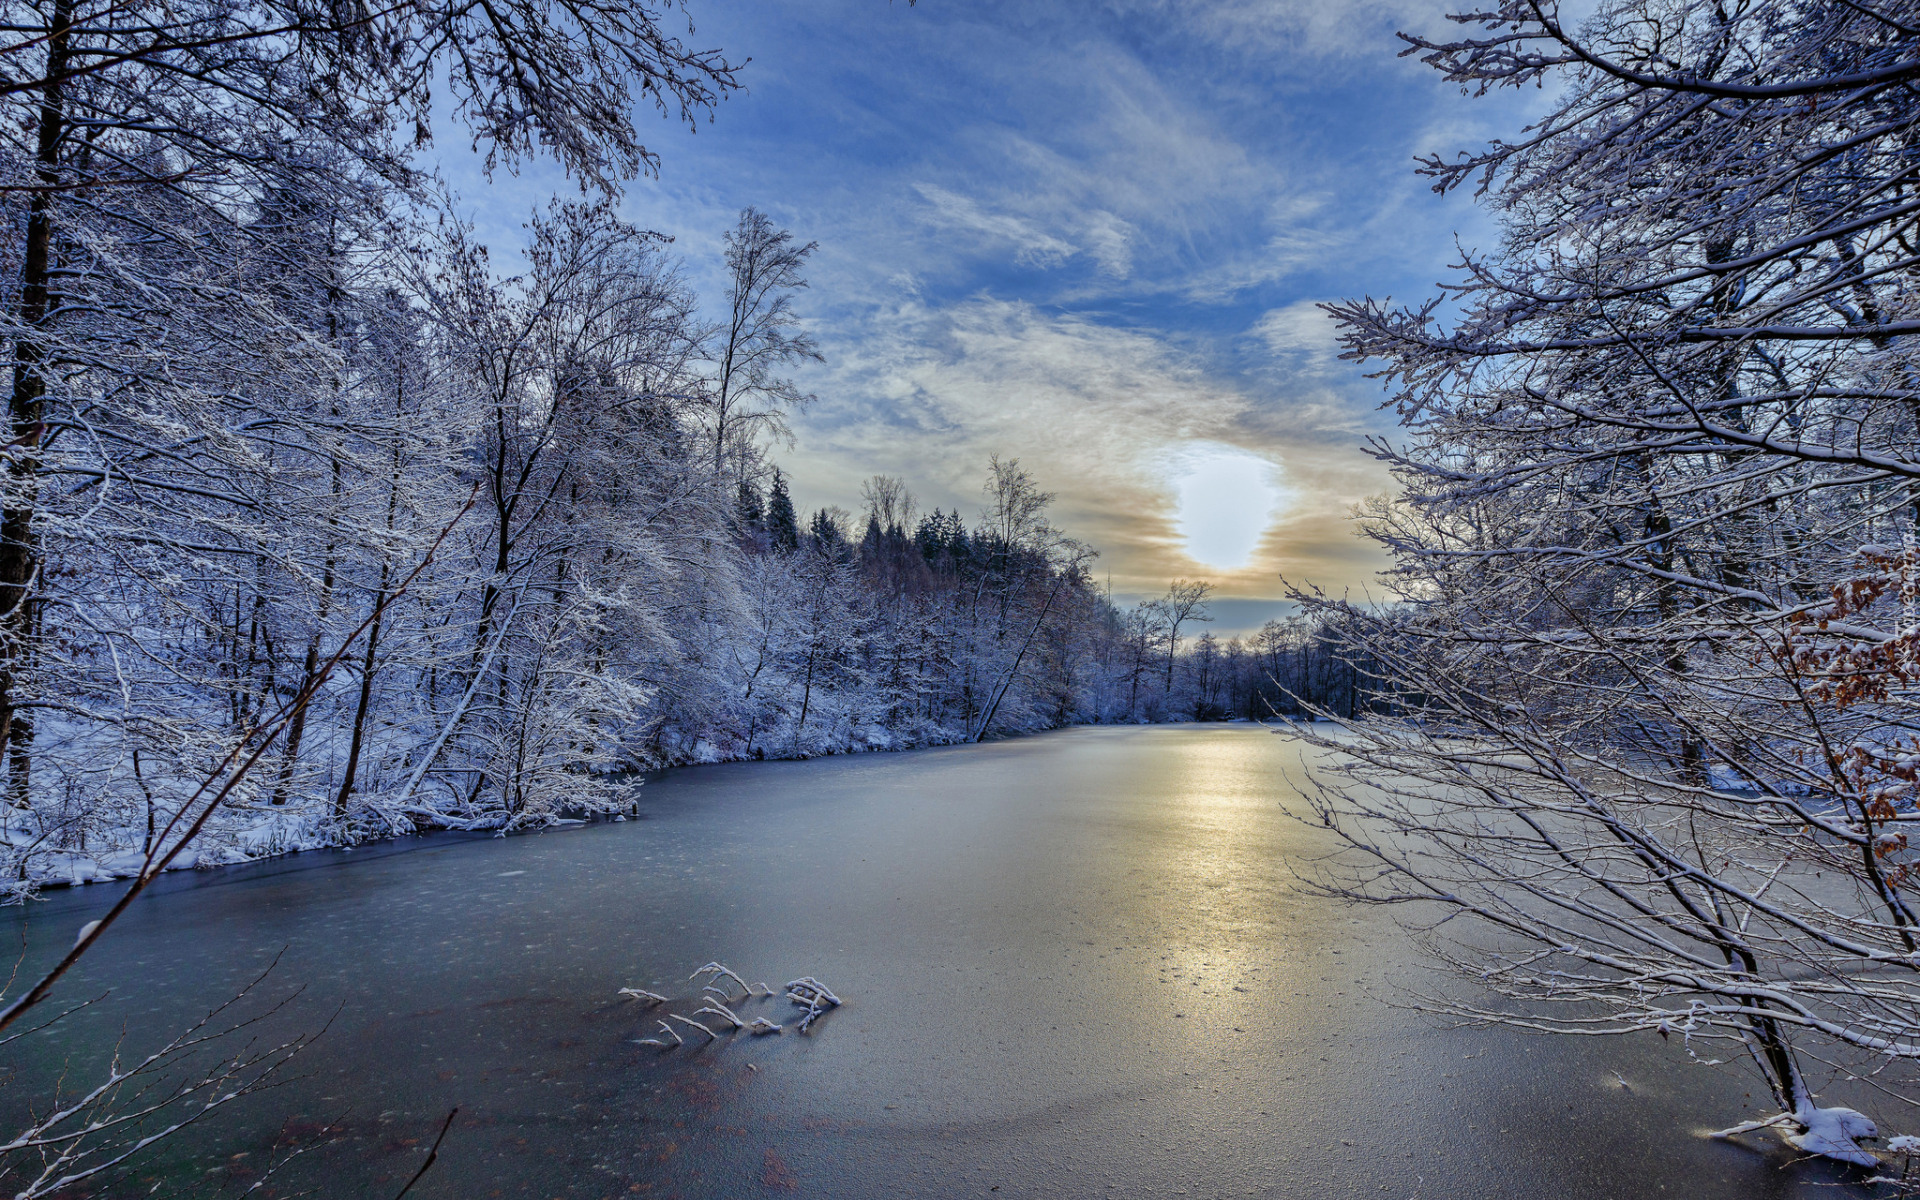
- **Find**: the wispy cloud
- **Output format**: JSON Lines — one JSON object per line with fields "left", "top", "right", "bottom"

{"left": 1164, "top": 0, "right": 1461, "bottom": 60}
{"left": 1250, "top": 299, "right": 1347, "bottom": 374}
{"left": 911, "top": 184, "right": 1079, "bottom": 268}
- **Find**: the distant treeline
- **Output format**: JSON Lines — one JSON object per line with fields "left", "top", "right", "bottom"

{"left": 708, "top": 482, "right": 1387, "bottom": 756}
{"left": 1097, "top": 580, "right": 1385, "bottom": 725}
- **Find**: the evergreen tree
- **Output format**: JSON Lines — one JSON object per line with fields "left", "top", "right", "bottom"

{"left": 916, "top": 509, "right": 946, "bottom": 564}
{"left": 808, "top": 507, "right": 843, "bottom": 552}
{"left": 765, "top": 468, "right": 800, "bottom": 552}
{"left": 735, "top": 477, "right": 764, "bottom": 530}
{"left": 943, "top": 511, "right": 970, "bottom": 566}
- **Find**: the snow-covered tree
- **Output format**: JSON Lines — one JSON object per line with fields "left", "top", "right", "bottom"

{"left": 1303, "top": 0, "right": 1920, "bottom": 1164}
{"left": 707, "top": 208, "right": 821, "bottom": 481}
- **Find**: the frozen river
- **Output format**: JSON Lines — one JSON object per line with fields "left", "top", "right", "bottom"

{"left": 1, "top": 726, "right": 1871, "bottom": 1197}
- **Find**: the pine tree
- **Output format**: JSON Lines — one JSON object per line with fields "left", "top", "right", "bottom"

{"left": 765, "top": 468, "right": 799, "bottom": 553}
{"left": 916, "top": 509, "right": 946, "bottom": 564}
{"left": 735, "top": 477, "right": 764, "bottom": 531}
{"left": 808, "top": 508, "right": 843, "bottom": 551}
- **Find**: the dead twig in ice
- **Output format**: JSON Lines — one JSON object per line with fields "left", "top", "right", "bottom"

{"left": 690, "top": 962, "right": 750, "bottom": 997}
{"left": 794, "top": 996, "right": 826, "bottom": 1032}
{"left": 745, "top": 1018, "right": 783, "bottom": 1035}
{"left": 389, "top": 1107, "right": 458, "bottom": 1200}
{"left": 695, "top": 1001, "right": 744, "bottom": 1030}
{"left": 637, "top": 1019, "right": 682, "bottom": 1049}
{"left": 618, "top": 987, "right": 667, "bottom": 1005}
{"left": 785, "top": 977, "right": 841, "bottom": 1005}
{"left": 785, "top": 977, "right": 842, "bottom": 1032}
{"left": 668, "top": 1012, "right": 716, "bottom": 1040}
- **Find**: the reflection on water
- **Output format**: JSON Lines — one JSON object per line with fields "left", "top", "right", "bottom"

{"left": 0, "top": 727, "right": 1873, "bottom": 1198}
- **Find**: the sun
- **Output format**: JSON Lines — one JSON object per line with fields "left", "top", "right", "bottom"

{"left": 1166, "top": 443, "right": 1285, "bottom": 572}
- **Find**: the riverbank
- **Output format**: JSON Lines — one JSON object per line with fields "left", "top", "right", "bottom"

{"left": 6, "top": 715, "right": 1296, "bottom": 896}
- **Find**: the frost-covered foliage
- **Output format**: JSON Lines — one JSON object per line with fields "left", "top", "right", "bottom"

{"left": 1303, "top": 0, "right": 1920, "bottom": 1165}
{"left": 0, "top": 2, "right": 1178, "bottom": 1194}
{"left": 650, "top": 456, "right": 1125, "bottom": 763}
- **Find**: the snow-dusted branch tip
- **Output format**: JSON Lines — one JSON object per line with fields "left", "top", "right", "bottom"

{"left": 667, "top": 1012, "right": 716, "bottom": 1040}
{"left": 785, "top": 977, "right": 842, "bottom": 1032}
{"left": 690, "top": 962, "right": 751, "bottom": 997}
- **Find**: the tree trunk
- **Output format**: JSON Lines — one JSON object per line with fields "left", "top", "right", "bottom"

{"left": 797, "top": 652, "right": 816, "bottom": 734}
{"left": 0, "top": 0, "right": 75, "bottom": 788}
{"left": 333, "top": 594, "right": 384, "bottom": 819}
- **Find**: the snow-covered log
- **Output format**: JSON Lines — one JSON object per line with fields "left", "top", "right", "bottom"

{"left": 1712, "top": 1105, "right": 1880, "bottom": 1166}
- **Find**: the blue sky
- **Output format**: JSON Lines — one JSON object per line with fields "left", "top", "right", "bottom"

{"left": 446, "top": 0, "right": 1533, "bottom": 633}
